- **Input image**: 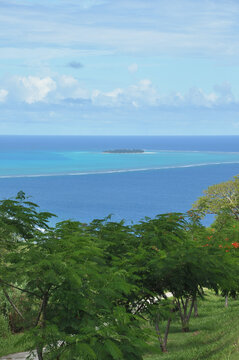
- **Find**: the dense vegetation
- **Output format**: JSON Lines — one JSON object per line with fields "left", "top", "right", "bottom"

{"left": 0, "top": 176, "right": 239, "bottom": 359}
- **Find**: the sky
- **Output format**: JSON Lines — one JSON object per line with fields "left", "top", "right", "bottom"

{"left": 1, "top": 0, "right": 239, "bottom": 135}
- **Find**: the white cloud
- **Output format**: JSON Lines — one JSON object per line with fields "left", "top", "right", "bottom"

{"left": 56, "top": 75, "right": 89, "bottom": 100}
{"left": 92, "top": 79, "right": 159, "bottom": 107}
{"left": 184, "top": 88, "right": 218, "bottom": 107}
{"left": 1, "top": 74, "right": 238, "bottom": 110}
{"left": 128, "top": 63, "right": 138, "bottom": 73}
{"left": 0, "top": 89, "right": 8, "bottom": 103}
{"left": 90, "top": 80, "right": 239, "bottom": 109}
{"left": 59, "top": 75, "right": 79, "bottom": 87}
{"left": 92, "top": 88, "right": 124, "bottom": 106}
{"left": 3, "top": 74, "right": 89, "bottom": 104}
{"left": 16, "top": 76, "right": 56, "bottom": 104}
{"left": 213, "top": 82, "right": 235, "bottom": 103}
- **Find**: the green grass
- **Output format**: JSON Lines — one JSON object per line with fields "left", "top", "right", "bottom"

{"left": 1, "top": 292, "right": 239, "bottom": 359}
{"left": 0, "top": 333, "right": 33, "bottom": 357}
{"left": 144, "top": 292, "right": 239, "bottom": 360}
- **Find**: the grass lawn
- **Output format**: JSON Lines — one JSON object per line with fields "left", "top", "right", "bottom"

{"left": 144, "top": 292, "right": 239, "bottom": 360}
{"left": 0, "top": 292, "right": 239, "bottom": 359}
{"left": 0, "top": 333, "right": 32, "bottom": 357}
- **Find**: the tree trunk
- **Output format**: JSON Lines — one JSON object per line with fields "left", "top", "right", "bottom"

{"left": 193, "top": 299, "right": 198, "bottom": 317}
{"left": 3, "top": 289, "right": 25, "bottom": 320}
{"left": 177, "top": 296, "right": 195, "bottom": 333}
{"left": 155, "top": 318, "right": 162, "bottom": 347}
{"left": 155, "top": 312, "right": 172, "bottom": 353}
{"left": 36, "top": 346, "right": 43, "bottom": 360}
{"left": 161, "top": 317, "right": 171, "bottom": 352}
{"left": 35, "top": 292, "right": 49, "bottom": 360}
{"left": 35, "top": 297, "right": 45, "bottom": 327}
{"left": 181, "top": 322, "right": 190, "bottom": 332}
{"left": 160, "top": 343, "right": 168, "bottom": 353}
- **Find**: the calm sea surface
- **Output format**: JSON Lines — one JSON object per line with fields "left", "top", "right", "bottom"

{"left": 0, "top": 136, "right": 239, "bottom": 225}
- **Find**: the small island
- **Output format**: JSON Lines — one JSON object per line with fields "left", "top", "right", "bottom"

{"left": 103, "top": 149, "right": 144, "bottom": 153}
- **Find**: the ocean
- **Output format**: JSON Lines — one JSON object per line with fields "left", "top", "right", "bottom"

{"left": 0, "top": 135, "right": 239, "bottom": 225}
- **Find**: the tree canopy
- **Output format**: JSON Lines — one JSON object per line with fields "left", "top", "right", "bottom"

{"left": 192, "top": 175, "right": 239, "bottom": 220}
{"left": 0, "top": 191, "right": 238, "bottom": 358}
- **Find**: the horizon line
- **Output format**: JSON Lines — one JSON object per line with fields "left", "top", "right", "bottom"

{"left": 1, "top": 134, "right": 239, "bottom": 137}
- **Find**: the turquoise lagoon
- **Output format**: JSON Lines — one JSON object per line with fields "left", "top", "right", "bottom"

{"left": 1, "top": 136, "right": 239, "bottom": 224}
{"left": 2, "top": 150, "right": 239, "bottom": 178}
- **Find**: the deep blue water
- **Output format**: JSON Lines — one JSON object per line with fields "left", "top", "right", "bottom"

{"left": 0, "top": 136, "right": 239, "bottom": 225}
{"left": 1, "top": 135, "right": 239, "bottom": 152}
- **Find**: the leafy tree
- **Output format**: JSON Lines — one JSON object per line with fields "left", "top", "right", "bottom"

{"left": 192, "top": 175, "right": 239, "bottom": 220}
{"left": 126, "top": 214, "right": 191, "bottom": 349}
{"left": 204, "top": 216, "right": 239, "bottom": 306}
{"left": 0, "top": 191, "right": 55, "bottom": 242}
{"left": 0, "top": 192, "right": 236, "bottom": 358}
{"left": 132, "top": 213, "right": 233, "bottom": 337}
{"left": 0, "top": 192, "right": 55, "bottom": 334}
{"left": 1, "top": 211, "right": 149, "bottom": 359}
{"left": 160, "top": 236, "right": 233, "bottom": 332}
{"left": 192, "top": 174, "right": 239, "bottom": 307}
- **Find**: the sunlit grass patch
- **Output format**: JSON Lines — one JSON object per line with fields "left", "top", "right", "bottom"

{"left": 144, "top": 291, "right": 239, "bottom": 360}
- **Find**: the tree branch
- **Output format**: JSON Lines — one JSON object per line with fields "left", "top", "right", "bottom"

{"left": 2, "top": 288, "right": 25, "bottom": 320}
{"left": 0, "top": 279, "right": 41, "bottom": 298}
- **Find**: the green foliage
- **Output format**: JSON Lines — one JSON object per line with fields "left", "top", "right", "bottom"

{"left": 0, "top": 203, "right": 147, "bottom": 359}
{"left": 0, "top": 191, "right": 239, "bottom": 359}
{"left": 192, "top": 175, "right": 239, "bottom": 219}
{"left": 0, "top": 332, "right": 33, "bottom": 357}
{"left": 0, "top": 191, "right": 55, "bottom": 242}
{"left": 144, "top": 292, "right": 239, "bottom": 360}
{"left": 0, "top": 314, "right": 10, "bottom": 337}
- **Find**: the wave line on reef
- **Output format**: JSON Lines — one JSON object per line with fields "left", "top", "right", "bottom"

{"left": 1, "top": 161, "right": 239, "bottom": 179}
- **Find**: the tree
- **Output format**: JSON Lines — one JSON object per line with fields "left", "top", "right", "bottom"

{"left": 192, "top": 175, "right": 239, "bottom": 220}
{"left": 0, "top": 192, "right": 55, "bottom": 336}
{"left": 204, "top": 216, "right": 239, "bottom": 307}
{"left": 0, "top": 192, "right": 236, "bottom": 358}
{"left": 131, "top": 213, "right": 233, "bottom": 337}
{"left": 87, "top": 214, "right": 182, "bottom": 353}
{"left": 128, "top": 214, "right": 199, "bottom": 347}
{"left": 192, "top": 176, "right": 239, "bottom": 308}
{"left": 0, "top": 203, "right": 149, "bottom": 359}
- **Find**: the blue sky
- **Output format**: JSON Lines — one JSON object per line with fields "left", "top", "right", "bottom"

{"left": 1, "top": 0, "right": 239, "bottom": 135}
